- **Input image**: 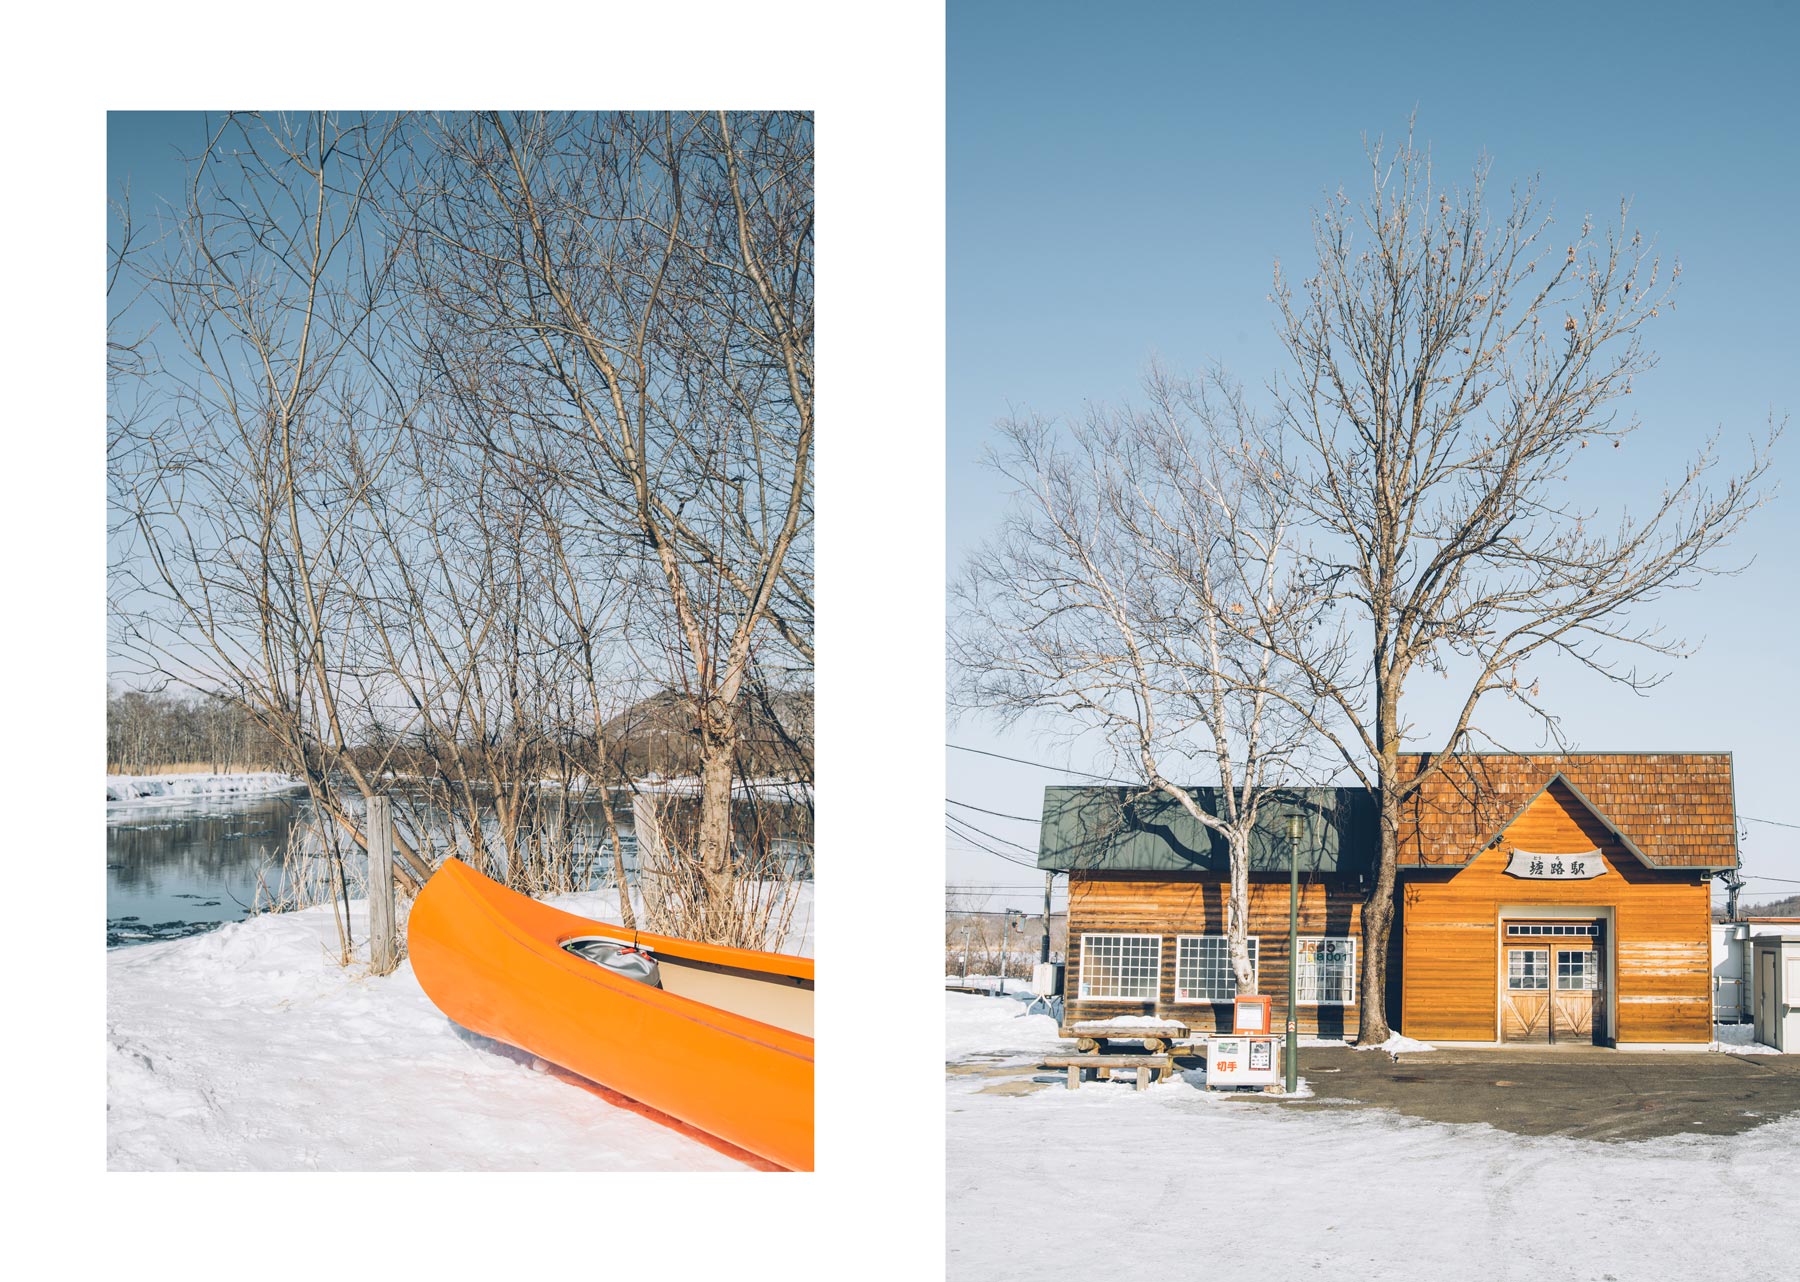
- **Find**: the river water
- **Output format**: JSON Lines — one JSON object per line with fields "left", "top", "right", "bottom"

{"left": 105, "top": 788, "right": 651, "bottom": 948}
{"left": 107, "top": 783, "right": 812, "bottom": 948}
{"left": 106, "top": 793, "right": 315, "bottom": 947}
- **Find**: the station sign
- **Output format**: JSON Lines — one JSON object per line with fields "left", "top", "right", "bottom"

{"left": 1504, "top": 848, "right": 1606, "bottom": 880}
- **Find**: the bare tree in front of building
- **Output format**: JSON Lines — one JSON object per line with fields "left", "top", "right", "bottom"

{"left": 953, "top": 367, "right": 1339, "bottom": 996}
{"left": 1250, "top": 128, "right": 1780, "bottom": 1041}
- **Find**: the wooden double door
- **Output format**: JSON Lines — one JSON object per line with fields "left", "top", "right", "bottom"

{"left": 1500, "top": 921, "right": 1606, "bottom": 1045}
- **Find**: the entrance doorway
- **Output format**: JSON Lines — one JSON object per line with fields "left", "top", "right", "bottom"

{"left": 1500, "top": 921, "right": 1606, "bottom": 1045}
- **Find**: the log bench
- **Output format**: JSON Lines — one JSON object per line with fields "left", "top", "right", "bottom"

{"left": 1065, "top": 1021, "right": 1189, "bottom": 1056}
{"left": 1043, "top": 1053, "right": 1175, "bottom": 1091}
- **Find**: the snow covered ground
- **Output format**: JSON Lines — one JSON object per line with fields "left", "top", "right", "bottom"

{"left": 1713, "top": 1021, "right": 1782, "bottom": 1054}
{"left": 107, "top": 771, "right": 304, "bottom": 807}
{"left": 945, "top": 992, "right": 1065, "bottom": 1062}
{"left": 946, "top": 992, "right": 1800, "bottom": 1280}
{"left": 108, "top": 886, "right": 812, "bottom": 1170}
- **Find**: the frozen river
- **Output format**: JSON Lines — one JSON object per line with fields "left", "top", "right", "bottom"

{"left": 106, "top": 792, "right": 311, "bottom": 947}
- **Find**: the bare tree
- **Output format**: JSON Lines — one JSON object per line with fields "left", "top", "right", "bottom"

{"left": 953, "top": 368, "right": 1334, "bottom": 994}
{"left": 108, "top": 113, "right": 436, "bottom": 922}
{"left": 110, "top": 111, "right": 814, "bottom": 956}
{"left": 404, "top": 111, "right": 814, "bottom": 944}
{"left": 1253, "top": 128, "right": 1780, "bottom": 1041}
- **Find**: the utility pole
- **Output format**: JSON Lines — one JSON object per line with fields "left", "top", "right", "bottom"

{"left": 1285, "top": 813, "right": 1302, "bottom": 1094}
{"left": 1041, "top": 871, "right": 1053, "bottom": 964}
{"left": 1721, "top": 867, "right": 1744, "bottom": 922}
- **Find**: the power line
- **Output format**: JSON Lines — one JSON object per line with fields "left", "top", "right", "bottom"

{"left": 1741, "top": 815, "right": 1800, "bottom": 830}
{"left": 945, "top": 811, "right": 1038, "bottom": 855}
{"left": 947, "top": 742, "right": 1134, "bottom": 783}
{"left": 943, "top": 820, "right": 1040, "bottom": 870}
{"left": 945, "top": 821, "right": 1038, "bottom": 866}
{"left": 944, "top": 883, "right": 1055, "bottom": 890}
{"left": 947, "top": 797, "right": 1041, "bottom": 824}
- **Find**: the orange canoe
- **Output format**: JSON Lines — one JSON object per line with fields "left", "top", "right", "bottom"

{"left": 407, "top": 857, "right": 814, "bottom": 1171}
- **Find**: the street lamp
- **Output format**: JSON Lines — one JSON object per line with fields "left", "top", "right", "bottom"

{"left": 1285, "top": 813, "right": 1304, "bottom": 1093}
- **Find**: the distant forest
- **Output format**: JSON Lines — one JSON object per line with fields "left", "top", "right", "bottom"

{"left": 1726, "top": 893, "right": 1800, "bottom": 919}
{"left": 107, "top": 690, "right": 283, "bottom": 774}
{"left": 106, "top": 685, "right": 812, "bottom": 783}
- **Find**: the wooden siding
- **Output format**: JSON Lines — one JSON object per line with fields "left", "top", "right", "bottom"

{"left": 1399, "top": 781, "right": 1711, "bottom": 1043}
{"left": 1065, "top": 871, "right": 1363, "bottom": 1038}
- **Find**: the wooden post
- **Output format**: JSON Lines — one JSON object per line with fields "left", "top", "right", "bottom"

{"left": 368, "top": 795, "right": 398, "bottom": 975}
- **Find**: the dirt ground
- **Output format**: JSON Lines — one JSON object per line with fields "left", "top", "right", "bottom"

{"left": 1278, "top": 1044, "right": 1800, "bottom": 1140}
{"left": 975, "top": 1044, "right": 1800, "bottom": 1141}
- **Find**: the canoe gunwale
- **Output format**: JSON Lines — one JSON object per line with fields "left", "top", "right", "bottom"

{"left": 433, "top": 858, "right": 814, "bottom": 1061}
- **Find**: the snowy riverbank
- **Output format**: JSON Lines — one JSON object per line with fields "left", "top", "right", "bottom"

{"left": 107, "top": 771, "right": 304, "bottom": 807}
{"left": 108, "top": 887, "right": 811, "bottom": 1170}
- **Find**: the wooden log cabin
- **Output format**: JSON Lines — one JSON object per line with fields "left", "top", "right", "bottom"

{"left": 1040, "top": 785, "right": 1376, "bottom": 1041}
{"left": 1040, "top": 753, "right": 1735, "bottom": 1048}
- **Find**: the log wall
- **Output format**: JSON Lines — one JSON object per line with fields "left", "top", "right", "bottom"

{"left": 1065, "top": 871, "right": 1364, "bottom": 1038}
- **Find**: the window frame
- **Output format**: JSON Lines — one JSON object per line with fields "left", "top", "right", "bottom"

{"left": 1507, "top": 947, "right": 1550, "bottom": 991}
{"left": 1296, "top": 935, "right": 1357, "bottom": 1006}
{"left": 1173, "top": 934, "right": 1259, "bottom": 1003}
{"left": 1555, "top": 948, "right": 1598, "bottom": 992}
{"left": 1076, "top": 932, "right": 1163, "bottom": 1002}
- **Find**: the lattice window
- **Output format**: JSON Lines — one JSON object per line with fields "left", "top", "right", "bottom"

{"left": 1508, "top": 949, "right": 1549, "bottom": 990}
{"left": 1297, "top": 936, "right": 1356, "bottom": 1005}
{"left": 1077, "top": 934, "right": 1162, "bottom": 1001}
{"left": 1506, "top": 923, "right": 1597, "bottom": 937}
{"left": 1175, "top": 936, "right": 1258, "bottom": 1002}
{"left": 1556, "top": 950, "right": 1598, "bottom": 991}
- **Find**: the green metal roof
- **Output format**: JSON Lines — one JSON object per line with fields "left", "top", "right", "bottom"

{"left": 1036, "top": 785, "right": 1378, "bottom": 875}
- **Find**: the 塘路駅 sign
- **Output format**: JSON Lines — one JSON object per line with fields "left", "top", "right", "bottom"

{"left": 1503, "top": 849, "right": 1606, "bottom": 880}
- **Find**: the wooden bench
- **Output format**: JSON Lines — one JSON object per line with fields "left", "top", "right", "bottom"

{"left": 1043, "top": 1053, "right": 1175, "bottom": 1091}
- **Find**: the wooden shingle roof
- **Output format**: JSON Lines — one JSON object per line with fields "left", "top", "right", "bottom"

{"left": 1395, "top": 752, "right": 1737, "bottom": 871}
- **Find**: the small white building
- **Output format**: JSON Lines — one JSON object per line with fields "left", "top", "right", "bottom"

{"left": 1711, "top": 918, "right": 1800, "bottom": 1022}
{"left": 1750, "top": 934, "right": 1800, "bottom": 1052}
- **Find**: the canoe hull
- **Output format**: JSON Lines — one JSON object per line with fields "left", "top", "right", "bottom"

{"left": 408, "top": 858, "right": 813, "bottom": 1171}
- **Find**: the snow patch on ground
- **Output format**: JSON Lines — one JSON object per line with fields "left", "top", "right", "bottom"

{"left": 108, "top": 886, "right": 810, "bottom": 1170}
{"left": 107, "top": 771, "right": 304, "bottom": 808}
{"left": 1356, "top": 1032, "right": 1438, "bottom": 1054}
{"left": 1713, "top": 1022, "right": 1782, "bottom": 1054}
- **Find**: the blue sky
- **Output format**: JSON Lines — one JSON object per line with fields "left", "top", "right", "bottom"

{"left": 946, "top": 0, "right": 1800, "bottom": 910}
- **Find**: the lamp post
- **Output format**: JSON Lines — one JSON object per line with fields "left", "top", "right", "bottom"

{"left": 1285, "top": 813, "right": 1303, "bottom": 1093}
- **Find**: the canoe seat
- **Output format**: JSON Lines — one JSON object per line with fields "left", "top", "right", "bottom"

{"left": 562, "top": 937, "right": 662, "bottom": 988}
